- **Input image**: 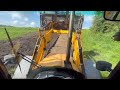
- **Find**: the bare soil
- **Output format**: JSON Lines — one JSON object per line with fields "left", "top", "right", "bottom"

{"left": 0, "top": 32, "right": 38, "bottom": 76}
{"left": 0, "top": 32, "right": 38, "bottom": 60}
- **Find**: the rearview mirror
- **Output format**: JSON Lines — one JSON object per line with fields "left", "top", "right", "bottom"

{"left": 96, "top": 61, "right": 112, "bottom": 72}
{"left": 104, "top": 11, "right": 120, "bottom": 21}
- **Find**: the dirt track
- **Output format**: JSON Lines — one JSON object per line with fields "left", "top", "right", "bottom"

{"left": 0, "top": 32, "right": 38, "bottom": 60}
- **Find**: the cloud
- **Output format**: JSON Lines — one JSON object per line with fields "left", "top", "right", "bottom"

{"left": 10, "top": 12, "right": 22, "bottom": 20}
{"left": 11, "top": 21, "right": 36, "bottom": 27}
{"left": 82, "top": 15, "right": 94, "bottom": 29}
{"left": 13, "top": 20, "right": 18, "bottom": 24}
{"left": 84, "top": 15, "right": 94, "bottom": 22}
{"left": 24, "top": 18, "right": 28, "bottom": 21}
{"left": 36, "top": 11, "right": 40, "bottom": 16}
{"left": 20, "top": 21, "right": 26, "bottom": 25}
{"left": 0, "top": 11, "right": 39, "bottom": 27}
{"left": 30, "top": 22, "right": 36, "bottom": 26}
{"left": 83, "top": 23, "right": 92, "bottom": 29}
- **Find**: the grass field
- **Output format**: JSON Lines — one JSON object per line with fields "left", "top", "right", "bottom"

{"left": 0, "top": 27, "right": 37, "bottom": 40}
{"left": 82, "top": 29, "right": 120, "bottom": 78}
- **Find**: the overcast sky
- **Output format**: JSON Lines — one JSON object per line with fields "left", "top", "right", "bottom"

{"left": 0, "top": 11, "right": 95, "bottom": 29}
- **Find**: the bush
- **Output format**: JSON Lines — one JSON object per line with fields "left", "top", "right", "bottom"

{"left": 91, "top": 11, "right": 120, "bottom": 33}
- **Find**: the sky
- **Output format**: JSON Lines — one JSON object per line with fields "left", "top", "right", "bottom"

{"left": 0, "top": 11, "right": 95, "bottom": 29}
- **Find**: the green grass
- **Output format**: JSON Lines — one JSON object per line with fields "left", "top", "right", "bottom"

{"left": 82, "top": 29, "right": 120, "bottom": 78}
{"left": 0, "top": 27, "right": 37, "bottom": 40}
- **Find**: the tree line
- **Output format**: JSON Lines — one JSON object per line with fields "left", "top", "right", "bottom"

{"left": 91, "top": 11, "right": 120, "bottom": 33}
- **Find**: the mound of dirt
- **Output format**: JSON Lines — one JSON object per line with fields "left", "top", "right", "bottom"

{"left": 0, "top": 32, "right": 38, "bottom": 60}
{"left": 0, "top": 32, "right": 38, "bottom": 76}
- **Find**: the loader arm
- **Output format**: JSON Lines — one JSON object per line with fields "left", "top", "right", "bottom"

{"left": 27, "top": 11, "right": 85, "bottom": 79}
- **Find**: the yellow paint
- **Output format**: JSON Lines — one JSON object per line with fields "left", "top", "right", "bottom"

{"left": 32, "top": 30, "right": 83, "bottom": 73}
{"left": 53, "top": 29, "right": 69, "bottom": 34}
{"left": 38, "top": 28, "right": 41, "bottom": 37}
{"left": 31, "top": 37, "right": 40, "bottom": 60}
{"left": 33, "top": 29, "right": 53, "bottom": 68}
{"left": 38, "top": 54, "right": 66, "bottom": 67}
{"left": 37, "top": 53, "right": 81, "bottom": 73}
{"left": 32, "top": 24, "right": 84, "bottom": 74}
{"left": 71, "top": 32, "right": 82, "bottom": 72}
{"left": 69, "top": 58, "right": 81, "bottom": 72}
{"left": 31, "top": 28, "right": 41, "bottom": 61}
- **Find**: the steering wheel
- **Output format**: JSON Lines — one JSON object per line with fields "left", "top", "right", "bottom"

{"left": 27, "top": 67, "right": 85, "bottom": 79}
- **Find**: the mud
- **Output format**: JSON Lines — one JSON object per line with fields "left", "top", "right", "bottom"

{"left": 0, "top": 32, "right": 38, "bottom": 60}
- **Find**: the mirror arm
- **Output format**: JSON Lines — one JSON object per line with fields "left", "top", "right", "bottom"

{"left": 107, "top": 68, "right": 112, "bottom": 72}
{"left": 108, "top": 61, "right": 120, "bottom": 79}
{"left": 113, "top": 11, "right": 120, "bottom": 20}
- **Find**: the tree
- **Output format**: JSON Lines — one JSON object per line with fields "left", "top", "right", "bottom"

{"left": 91, "top": 11, "right": 105, "bottom": 33}
{"left": 91, "top": 11, "right": 120, "bottom": 33}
